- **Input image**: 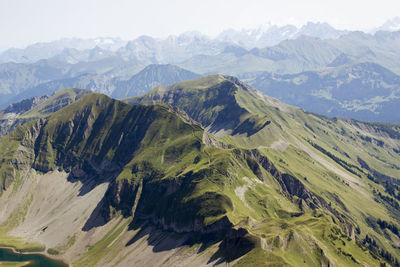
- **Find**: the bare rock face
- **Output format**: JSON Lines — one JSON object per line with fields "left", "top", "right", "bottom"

{"left": 0, "top": 117, "right": 29, "bottom": 137}
{"left": 0, "top": 89, "right": 91, "bottom": 139}
{"left": 0, "top": 96, "right": 48, "bottom": 137}
{"left": 4, "top": 95, "right": 48, "bottom": 114}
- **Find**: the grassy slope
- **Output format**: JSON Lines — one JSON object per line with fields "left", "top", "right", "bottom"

{"left": 236, "top": 90, "right": 400, "bottom": 266}
{"left": 0, "top": 75, "right": 399, "bottom": 265}
{"left": 128, "top": 75, "right": 275, "bottom": 137}
{"left": 128, "top": 75, "right": 400, "bottom": 266}
{"left": 0, "top": 93, "right": 292, "bottom": 265}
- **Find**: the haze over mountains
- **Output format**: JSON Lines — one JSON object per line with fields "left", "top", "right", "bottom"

{"left": 2, "top": 18, "right": 400, "bottom": 64}
{"left": 0, "top": 37, "right": 127, "bottom": 64}
{"left": 372, "top": 16, "right": 400, "bottom": 33}
{"left": 1, "top": 18, "right": 400, "bottom": 122}
{"left": 241, "top": 61, "right": 400, "bottom": 122}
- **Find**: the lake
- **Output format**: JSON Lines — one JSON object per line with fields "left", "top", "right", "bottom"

{"left": 0, "top": 248, "right": 68, "bottom": 267}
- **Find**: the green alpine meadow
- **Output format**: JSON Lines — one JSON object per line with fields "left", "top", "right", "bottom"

{"left": 1, "top": 3, "right": 400, "bottom": 265}
{"left": 0, "top": 75, "right": 398, "bottom": 266}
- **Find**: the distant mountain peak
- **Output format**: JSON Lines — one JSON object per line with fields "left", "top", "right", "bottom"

{"left": 327, "top": 53, "right": 354, "bottom": 67}
{"left": 372, "top": 17, "right": 400, "bottom": 33}
{"left": 216, "top": 21, "right": 347, "bottom": 48}
{"left": 381, "top": 16, "right": 400, "bottom": 31}
{"left": 110, "top": 64, "right": 200, "bottom": 99}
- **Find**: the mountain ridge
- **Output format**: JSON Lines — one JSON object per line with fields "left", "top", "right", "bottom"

{"left": 0, "top": 93, "right": 278, "bottom": 265}
{"left": 0, "top": 74, "right": 400, "bottom": 266}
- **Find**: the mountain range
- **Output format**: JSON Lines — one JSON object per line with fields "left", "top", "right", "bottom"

{"left": 1, "top": 19, "right": 400, "bottom": 122}
{"left": 0, "top": 76, "right": 400, "bottom": 266}
{"left": 216, "top": 21, "right": 348, "bottom": 49}
{"left": 241, "top": 61, "right": 400, "bottom": 122}
{"left": 2, "top": 17, "right": 400, "bottom": 65}
{"left": 180, "top": 30, "right": 400, "bottom": 76}
{"left": 0, "top": 57, "right": 143, "bottom": 106}
{"left": 0, "top": 37, "right": 127, "bottom": 64}
{"left": 3, "top": 64, "right": 200, "bottom": 106}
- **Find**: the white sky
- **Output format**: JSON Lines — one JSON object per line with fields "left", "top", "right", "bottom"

{"left": 0, "top": 0, "right": 399, "bottom": 50}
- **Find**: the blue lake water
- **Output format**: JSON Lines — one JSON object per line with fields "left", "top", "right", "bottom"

{"left": 0, "top": 248, "right": 68, "bottom": 267}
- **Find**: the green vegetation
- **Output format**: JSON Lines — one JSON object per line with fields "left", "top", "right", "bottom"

{"left": 47, "top": 248, "right": 60, "bottom": 255}
{"left": 0, "top": 234, "right": 45, "bottom": 253}
{"left": 307, "top": 140, "right": 363, "bottom": 176}
{"left": 0, "top": 76, "right": 400, "bottom": 266}
{"left": 73, "top": 219, "right": 129, "bottom": 267}
{"left": 127, "top": 75, "right": 400, "bottom": 266}
{"left": 0, "top": 261, "right": 30, "bottom": 267}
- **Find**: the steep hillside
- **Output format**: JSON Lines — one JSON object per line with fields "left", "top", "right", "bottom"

{"left": 128, "top": 75, "right": 277, "bottom": 136}
{"left": 242, "top": 62, "right": 400, "bottom": 122}
{"left": 0, "top": 90, "right": 394, "bottom": 266}
{"left": 0, "top": 76, "right": 399, "bottom": 266}
{"left": 129, "top": 75, "right": 400, "bottom": 266}
{"left": 0, "top": 92, "right": 313, "bottom": 266}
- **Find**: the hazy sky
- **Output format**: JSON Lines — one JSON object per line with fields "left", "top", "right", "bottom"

{"left": 1, "top": 0, "right": 399, "bottom": 50}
